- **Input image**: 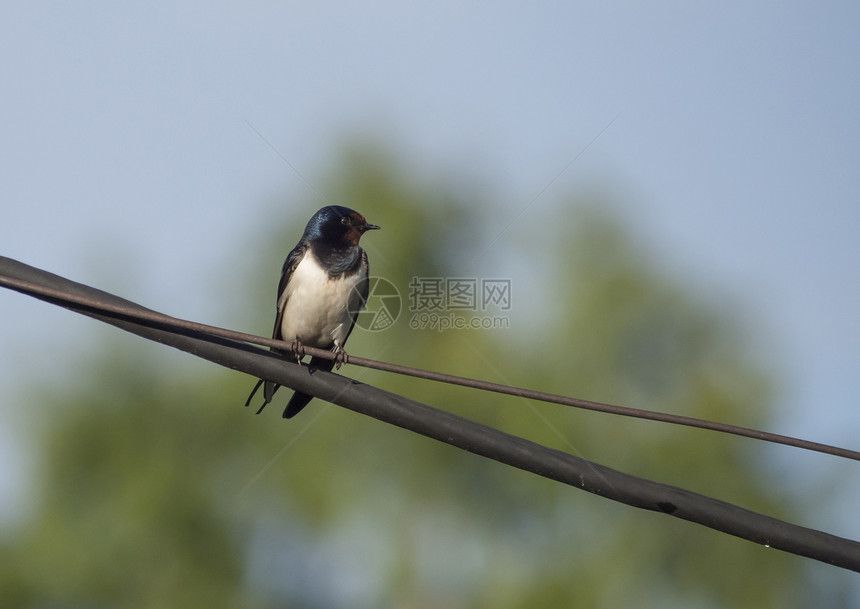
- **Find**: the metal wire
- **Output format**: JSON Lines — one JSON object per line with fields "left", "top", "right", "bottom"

{"left": 2, "top": 255, "right": 859, "bottom": 573}
{"left": 1, "top": 265, "right": 858, "bottom": 462}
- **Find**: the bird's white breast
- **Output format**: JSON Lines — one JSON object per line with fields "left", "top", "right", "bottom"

{"left": 278, "top": 250, "right": 365, "bottom": 349}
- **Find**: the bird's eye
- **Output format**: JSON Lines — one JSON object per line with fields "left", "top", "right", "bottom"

{"left": 340, "top": 217, "right": 350, "bottom": 225}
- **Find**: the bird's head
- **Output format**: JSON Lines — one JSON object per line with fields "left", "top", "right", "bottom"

{"left": 306, "top": 205, "right": 381, "bottom": 246}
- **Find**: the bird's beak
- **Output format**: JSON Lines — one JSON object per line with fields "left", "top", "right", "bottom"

{"left": 364, "top": 222, "right": 381, "bottom": 231}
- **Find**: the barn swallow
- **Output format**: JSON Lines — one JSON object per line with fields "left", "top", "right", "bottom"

{"left": 245, "top": 205, "right": 380, "bottom": 418}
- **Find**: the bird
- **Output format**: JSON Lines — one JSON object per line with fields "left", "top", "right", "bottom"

{"left": 245, "top": 205, "right": 380, "bottom": 418}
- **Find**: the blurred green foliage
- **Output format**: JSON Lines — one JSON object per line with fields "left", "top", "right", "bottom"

{"left": 0, "top": 142, "right": 830, "bottom": 607}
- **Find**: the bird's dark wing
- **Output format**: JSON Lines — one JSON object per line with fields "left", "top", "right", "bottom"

{"left": 245, "top": 242, "right": 308, "bottom": 411}
{"left": 271, "top": 242, "right": 309, "bottom": 345}
{"left": 342, "top": 248, "right": 370, "bottom": 346}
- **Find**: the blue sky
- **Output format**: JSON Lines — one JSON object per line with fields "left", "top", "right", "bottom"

{"left": 1, "top": 0, "right": 858, "bottom": 583}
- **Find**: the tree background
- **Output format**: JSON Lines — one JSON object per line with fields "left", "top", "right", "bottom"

{"left": 2, "top": 2, "right": 858, "bottom": 606}
{"left": 0, "top": 146, "right": 853, "bottom": 607}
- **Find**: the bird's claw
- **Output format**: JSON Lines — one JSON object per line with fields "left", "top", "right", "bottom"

{"left": 333, "top": 348, "right": 348, "bottom": 370}
{"left": 290, "top": 339, "right": 305, "bottom": 363}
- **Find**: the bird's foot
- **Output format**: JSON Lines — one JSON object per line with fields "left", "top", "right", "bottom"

{"left": 290, "top": 339, "right": 306, "bottom": 364}
{"left": 333, "top": 347, "right": 349, "bottom": 370}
